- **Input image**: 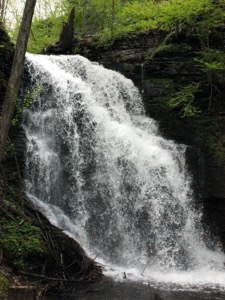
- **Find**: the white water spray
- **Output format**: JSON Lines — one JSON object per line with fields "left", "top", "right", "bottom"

{"left": 22, "top": 53, "right": 225, "bottom": 289}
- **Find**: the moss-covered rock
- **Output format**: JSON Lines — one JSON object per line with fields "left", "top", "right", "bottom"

{"left": 0, "top": 177, "right": 103, "bottom": 297}
{"left": 0, "top": 216, "right": 47, "bottom": 271}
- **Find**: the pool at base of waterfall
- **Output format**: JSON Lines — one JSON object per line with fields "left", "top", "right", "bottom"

{"left": 45, "top": 277, "right": 225, "bottom": 300}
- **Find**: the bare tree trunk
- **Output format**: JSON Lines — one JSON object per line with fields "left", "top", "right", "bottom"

{"left": 43, "top": 7, "right": 75, "bottom": 54}
{"left": 0, "top": 0, "right": 9, "bottom": 21}
{"left": 3, "top": 0, "right": 9, "bottom": 22}
{"left": 0, "top": 1, "right": 2, "bottom": 18}
{"left": 0, "top": 0, "right": 37, "bottom": 161}
{"left": 59, "top": 7, "right": 75, "bottom": 52}
{"left": 0, "top": 0, "right": 5, "bottom": 19}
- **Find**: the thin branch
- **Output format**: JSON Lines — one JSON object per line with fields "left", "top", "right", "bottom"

{"left": 19, "top": 271, "right": 93, "bottom": 283}
{"left": 141, "top": 260, "right": 149, "bottom": 276}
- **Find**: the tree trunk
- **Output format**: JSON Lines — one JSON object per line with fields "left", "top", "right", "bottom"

{"left": 0, "top": 0, "right": 5, "bottom": 19}
{"left": 0, "top": 0, "right": 8, "bottom": 22}
{"left": 0, "top": 0, "right": 37, "bottom": 160}
{"left": 59, "top": 7, "right": 75, "bottom": 53}
{"left": 43, "top": 7, "right": 75, "bottom": 54}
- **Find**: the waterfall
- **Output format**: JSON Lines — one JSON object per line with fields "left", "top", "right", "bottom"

{"left": 22, "top": 53, "right": 225, "bottom": 287}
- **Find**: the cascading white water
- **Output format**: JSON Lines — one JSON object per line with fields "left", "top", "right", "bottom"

{"left": 22, "top": 53, "right": 225, "bottom": 288}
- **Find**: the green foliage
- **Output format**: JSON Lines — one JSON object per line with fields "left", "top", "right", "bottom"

{"left": 194, "top": 49, "right": 225, "bottom": 109}
{"left": 93, "top": 0, "right": 225, "bottom": 46}
{"left": 0, "top": 217, "right": 46, "bottom": 269}
{"left": 8, "top": 0, "right": 224, "bottom": 52}
{"left": 195, "top": 49, "right": 225, "bottom": 74}
{"left": 28, "top": 14, "right": 66, "bottom": 53}
{"left": 168, "top": 83, "right": 201, "bottom": 117}
{"left": 4, "top": 139, "right": 14, "bottom": 156}
{"left": 93, "top": 1, "right": 157, "bottom": 46}
{"left": 12, "top": 83, "right": 42, "bottom": 126}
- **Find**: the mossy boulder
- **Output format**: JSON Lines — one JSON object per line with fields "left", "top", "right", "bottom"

{"left": 0, "top": 217, "right": 47, "bottom": 271}
{"left": 0, "top": 186, "right": 102, "bottom": 283}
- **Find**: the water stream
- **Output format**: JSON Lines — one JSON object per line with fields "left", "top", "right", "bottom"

{"left": 22, "top": 53, "right": 225, "bottom": 295}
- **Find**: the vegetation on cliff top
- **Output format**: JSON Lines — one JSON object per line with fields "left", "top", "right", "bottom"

{"left": 3, "top": 0, "right": 225, "bottom": 53}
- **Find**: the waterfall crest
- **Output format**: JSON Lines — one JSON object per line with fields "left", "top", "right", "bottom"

{"left": 23, "top": 53, "right": 225, "bottom": 282}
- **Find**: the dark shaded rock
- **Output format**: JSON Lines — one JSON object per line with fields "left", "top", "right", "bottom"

{"left": 0, "top": 188, "right": 102, "bottom": 281}
{"left": 154, "top": 293, "right": 165, "bottom": 300}
{"left": 0, "top": 178, "right": 103, "bottom": 296}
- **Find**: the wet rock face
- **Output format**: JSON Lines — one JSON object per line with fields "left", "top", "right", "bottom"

{"left": 79, "top": 29, "right": 225, "bottom": 249}
{"left": 203, "top": 157, "right": 225, "bottom": 250}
